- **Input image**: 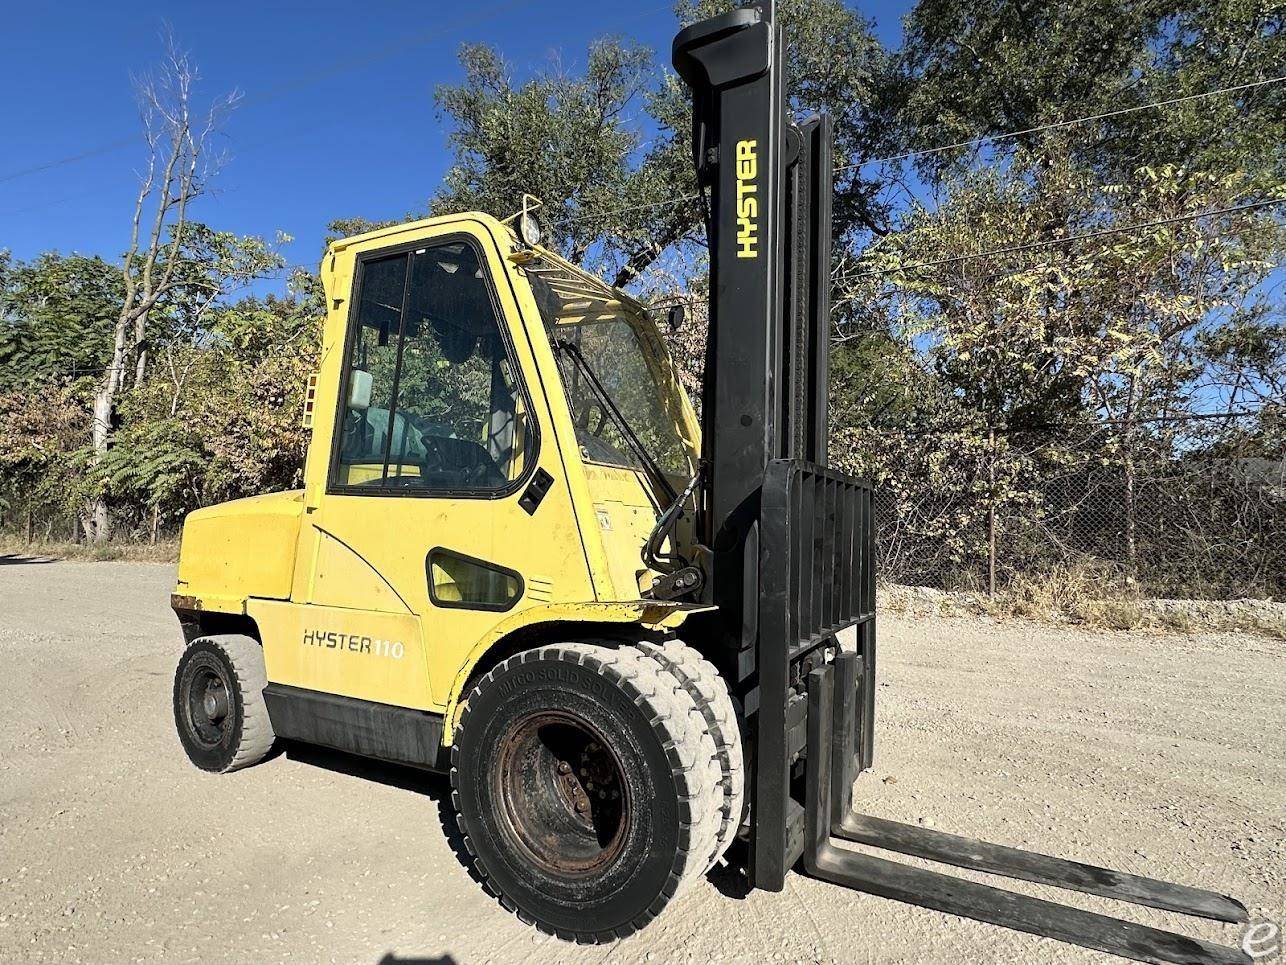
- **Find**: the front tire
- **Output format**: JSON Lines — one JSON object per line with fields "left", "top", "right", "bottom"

{"left": 450, "top": 643, "right": 721, "bottom": 942}
{"left": 173, "top": 634, "right": 276, "bottom": 773}
{"left": 635, "top": 639, "right": 746, "bottom": 870}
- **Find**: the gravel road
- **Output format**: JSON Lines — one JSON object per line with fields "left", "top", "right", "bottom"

{"left": 1, "top": 559, "right": 1281, "bottom": 964}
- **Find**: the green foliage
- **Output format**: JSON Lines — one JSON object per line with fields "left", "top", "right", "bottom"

{"left": 0, "top": 252, "right": 123, "bottom": 384}
{"left": 0, "top": 383, "right": 89, "bottom": 530}
{"left": 430, "top": 37, "right": 702, "bottom": 288}
{"left": 1, "top": 0, "right": 1281, "bottom": 597}
{"left": 109, "top": 287, "right": 322, "bottom": 529}
{"left": 897, "top": 0, "right": 1285, "bottom": 185}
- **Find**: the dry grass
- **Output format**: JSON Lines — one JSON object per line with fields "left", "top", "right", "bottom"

{"left": 0, "top": 537, "right": 179, "bottom": 564}
{"left": 881, "top": 564, "right": 1286, "bottom": 640}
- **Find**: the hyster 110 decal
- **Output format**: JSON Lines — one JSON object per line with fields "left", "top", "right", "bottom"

{"left": 735, "top": 139, "right": 758, "bottom": 258}
{"left": 302, "top": 629, "right": 405, "bottom": 659}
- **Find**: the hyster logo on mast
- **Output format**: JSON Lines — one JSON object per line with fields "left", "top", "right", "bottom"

{"left": 735, "top": 139, "right": 758, "bottom": 258}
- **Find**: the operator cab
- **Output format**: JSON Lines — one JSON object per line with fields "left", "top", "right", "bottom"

{"left": 335, "top": 240, "right": 528, "bottom": 493}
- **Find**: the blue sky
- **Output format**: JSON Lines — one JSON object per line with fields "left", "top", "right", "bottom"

{"left": 0, "top": 0, "right": 911, "bottom": 282}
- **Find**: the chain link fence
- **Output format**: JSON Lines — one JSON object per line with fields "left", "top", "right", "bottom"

{"left": 866, "top": 421, "right": 1285, "bottom": 600}
{"left": 5, "top": 404, "right": 1282, "bottom": 603}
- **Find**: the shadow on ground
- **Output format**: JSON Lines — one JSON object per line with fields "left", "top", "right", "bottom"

{"left": 283, "top": 744, "right": 484, "bottom": 890}
{"left": 285, "top": 742, "right": 754, "bottom": 927}
{"left": 0, "top": 554, "right": 56, "bottom": 566}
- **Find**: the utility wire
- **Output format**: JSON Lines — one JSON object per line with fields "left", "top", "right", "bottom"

{"left": 848, "top": 198, "right": 1285, "bottom": 280}
{"left": 2, "top": 0, "right": 662, "bottom": 186}
{"left": 554, "top": 76, "right": 1284, "bottom": 229}
{"left": 837, "top": 76, "right": 1286, "bottom": 173}
{"left": 865, "top": 408, "right": 1274, "bottom": 437}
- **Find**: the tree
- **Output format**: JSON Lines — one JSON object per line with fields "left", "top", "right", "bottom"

{"left": 431, "top": 38, "right": 704, "bottom": 289}
{"left": 106, "top": 275, "right": 322, "bottom": 538}
{"left": 87, "top": 37, "right": 284, "bottom": 541}
{"left": 0, "top": 253, "right": 123, "bottom": 385}
{"left": 895, "top": 0, "right": 1285, "bottom": 186}
{"left": 0, "top": 384, "right": 87, "bottom": 540}
{"left": 427, "top": 0, "right": 891, "bottom": 291}
{"left": 89, "top": 37, "right": 237, "bottom": 539}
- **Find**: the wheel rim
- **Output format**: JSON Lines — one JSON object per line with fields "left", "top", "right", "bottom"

{"left": 492, "top": 710, "right": 630, "bottom": 879}
{"left": 186, "top": 664, "right": 232, "bottom": 748}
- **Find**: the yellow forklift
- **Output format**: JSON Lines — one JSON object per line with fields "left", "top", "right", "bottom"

{"left": 170, "top": 3, "right": 1252, "bottom": 959}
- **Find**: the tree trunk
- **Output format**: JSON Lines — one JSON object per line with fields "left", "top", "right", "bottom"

{"left": 150, "top": 503, "right": 160, "bottom": 545}
{"left": 987, "top": 427, "right": 997, "bottom": 598}
{"left": 87, "top": 310, "right": 134, "bottom": 544}
{"left": 134, "top": 346, "right": 148, "bottom": 388}
{"left": 87, "top": 384, "right": 115, "bottom": 543}
{"left": 132, "top": 307, "right": 151, "bottom": 387}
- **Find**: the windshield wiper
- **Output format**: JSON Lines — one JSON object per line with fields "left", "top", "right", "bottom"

{"left": 553, "top": 338, "right": 679, "bottom": 507}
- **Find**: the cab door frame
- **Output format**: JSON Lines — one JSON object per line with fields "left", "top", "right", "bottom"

{"left": 275, "top": 216, "right": 603, "bottom": 712}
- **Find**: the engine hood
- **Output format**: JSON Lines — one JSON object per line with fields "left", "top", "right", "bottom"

{"left": 174, "top": 490, "right": 305, "bottom": 613}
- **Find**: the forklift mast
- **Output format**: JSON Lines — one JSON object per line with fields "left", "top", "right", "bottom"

{"left": 673, "top": 0, "right": 831, "bottom": 622}
{"left": 675, "top": 0, "right": 877, "bottom": 892}
{"left": 673, "top": 6, "right": 1253, "bottom": 962}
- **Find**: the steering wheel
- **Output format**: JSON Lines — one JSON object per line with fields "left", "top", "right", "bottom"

{"left": 418, "top": 433, "right": 507, "bottom": 489}
{"left": 420, "top": 434, "right": 447, "bottom": 474}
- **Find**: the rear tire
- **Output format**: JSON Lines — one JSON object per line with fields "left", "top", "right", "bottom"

{"left": 634, "top": 639, "right": 746, "bottom": 870}
{"left": 173, "top": 634, "right": 276, "bottom": 773}
{"left": 450, "top": 643, "right": 721, "bottom": 942}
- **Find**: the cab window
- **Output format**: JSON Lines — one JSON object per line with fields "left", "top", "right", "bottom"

{"left": 334, "top": 240, "right": 531, "bottom": 492}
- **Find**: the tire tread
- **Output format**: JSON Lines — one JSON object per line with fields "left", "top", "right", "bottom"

{"left": 193, "top": 633, "right": 275, "bottom": 773}
{"left": 450, "top": 641, "right": 721, "bottom": 942}
{"left": 634, "top": 639, "right": 745, "bottom": 871}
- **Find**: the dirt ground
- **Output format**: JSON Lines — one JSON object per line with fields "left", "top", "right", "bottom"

{"left": 1, "top": 559, "right": 1282, "bottom": 965}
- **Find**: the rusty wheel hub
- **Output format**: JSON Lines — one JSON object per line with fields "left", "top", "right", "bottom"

{"left": 493, "top": 711, "right": 629, "bottom": 878}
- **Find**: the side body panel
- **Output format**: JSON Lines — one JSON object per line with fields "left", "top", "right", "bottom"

{"left": 264, "top": 215, "right": 611, "bottom": 714}
{"left": 250, "top": 599, "right": 431, "bottom": 709}
{"left": 174, "top": 491, "right": 304, "bottom": 612}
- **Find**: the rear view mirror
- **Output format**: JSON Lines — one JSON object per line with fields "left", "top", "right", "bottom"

{"left": 667, "top": 304, "right": 686, "bottom": 332}
{"left": 348, "top": 369, "right": 373, "bottom": 410}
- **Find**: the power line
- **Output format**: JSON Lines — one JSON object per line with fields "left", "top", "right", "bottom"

{"left": 553, "top": 193, "right": 701, "bottom": 227}
{"left": 555, "top": 76, "right": 1285, "bottom": 229}
{"left": 848, "top": 197, "right": 1285, "bottom": 281}
{"left": 837, "top": 75, "right": 1286, "bottom": 174}
{"left": 0, "top": 0, "right": 565, "bottom": 186}
{"left": 865, "top": 408, "right": 1274, "bottom": 437}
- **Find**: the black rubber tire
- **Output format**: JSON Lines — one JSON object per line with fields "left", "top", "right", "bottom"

{"left": 450, "top": 643, "right": 721, "bottom": 942}
{"left": 634, "top": 639, "right": 746, "bottom": 871}
{"left": 173, "top": 634, "right": 276, "bottom": 773}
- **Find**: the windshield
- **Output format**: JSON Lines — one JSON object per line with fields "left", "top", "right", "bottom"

{"left": 530, "top": 270, "right": 695, "bottom": 477}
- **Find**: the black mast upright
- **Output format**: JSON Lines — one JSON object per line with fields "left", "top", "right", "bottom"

{"left": 673, "top": 1, "right": 788, "bottom": 660}
{"left": 676, "top": 0, "right": 846, "bottom": 890}
{"left": 672, "top": 2, "right": 834, "bottom": 658}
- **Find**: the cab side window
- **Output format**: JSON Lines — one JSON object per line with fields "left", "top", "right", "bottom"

{"left": 334, "top": 241, "right": 531, "bottom": 492}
